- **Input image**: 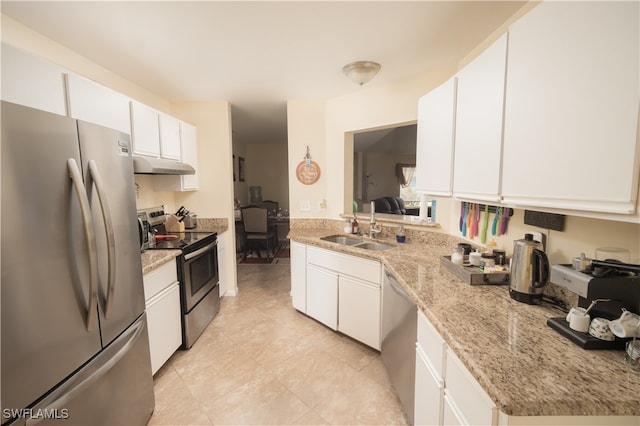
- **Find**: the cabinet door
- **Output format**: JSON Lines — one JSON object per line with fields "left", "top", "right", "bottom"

{"left": 415, "top": 77, "right": 457, "bottom": 196}
{"left": 442, "top": 393, "right": 465, "bottom": 426}
{"left": 306, "top": 264, "right": 338, "bottom": 330}
{"left": 338, "top": 275, "right": 381, "bottom": 350}
{"left": 146, "top": 284, "right": 181, "bottom": 375}
{"left": 445, "top": 348, "right": 497, "bottom": 426}
{"left": 130, "top": 101, "right": 160, "bottom": 157}
{"left": 1, "top": 44, "right": 67, "bottom": 115}
{"left": 179, "top": 121, "right": 199, "bottom": 190}
{"left": 415, "top": 347, "right": 444, "bottom": 426}
{"left": 66, "top": 73, "right": 131, "bottom": 133}
{"left": 158, "top": 113, "right": 182, "bottom": 160}
{"left": 452, "top": 34, "right": 507, "bottom": 202}
{"left": 290, "top": 241, "right": 306, "bottom": 312}
{"left": 502, "top": 1, "right": 639, "bottom": 214}
{"left": 217, "top": 232, "right": 227, "bottom": 297}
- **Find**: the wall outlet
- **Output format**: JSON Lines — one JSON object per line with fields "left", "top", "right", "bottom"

{"left": 319, "top": 199, "right": 326, "bottom": 210}
{"left": 300, "top": 200, "right": 311, "bottom": 211}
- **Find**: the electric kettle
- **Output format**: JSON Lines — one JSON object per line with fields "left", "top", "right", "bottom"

{"left": 509, "top": 233, "right": 549, "bottom": 304}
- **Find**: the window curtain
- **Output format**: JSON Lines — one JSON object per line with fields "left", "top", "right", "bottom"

{"left": 395, "top": 163, "right": 416, "bottom": 188}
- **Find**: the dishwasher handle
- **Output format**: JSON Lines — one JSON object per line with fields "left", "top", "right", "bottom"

{"left": 384, "top": 270, "right": 414, "bottom": 304}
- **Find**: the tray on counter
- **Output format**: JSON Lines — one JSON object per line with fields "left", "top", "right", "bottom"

{"left": 440, "top": 256, "right": 510, "bottom": 285}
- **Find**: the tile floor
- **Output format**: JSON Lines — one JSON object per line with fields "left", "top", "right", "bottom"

{"left": 148, "top": 263, "right": 409, "bottom": 425}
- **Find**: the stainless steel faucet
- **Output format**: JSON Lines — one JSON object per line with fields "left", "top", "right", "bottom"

{"left": 369, "top": 201, "right": 382, "bottom": 238}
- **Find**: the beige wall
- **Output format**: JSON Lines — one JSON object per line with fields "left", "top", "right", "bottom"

{"left": 287, "top": 100, "right": 327, "bottom": 218}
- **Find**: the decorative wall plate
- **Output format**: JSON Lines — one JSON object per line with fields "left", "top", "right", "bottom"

{"left": 296, "top": 160, "right": 321, "bottom": 185}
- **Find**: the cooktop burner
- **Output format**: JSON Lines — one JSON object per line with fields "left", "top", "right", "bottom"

{"left": 152, "top": 232, "right": 215, "bottom": 250}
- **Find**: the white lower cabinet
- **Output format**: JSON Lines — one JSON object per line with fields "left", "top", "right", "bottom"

{"left": 290, "top": 240, "right": 307, "bottom": 312}
{"left": 443, "top": 393, "right": 466, "bottom": 426}
{"left": 338, "top": 274, "right": 381, "bottom": 350}
{"left": 415, "top": 346, "right": 444, "bottom": 426}
{"left": 306, "top": 264, "right": 338, "bottom": 330}
{"left": 416, "top": 309, "right": 496, "bottom": 426}
{"left": 445, "top": 347, "right": 497, "bottom": 426}
{"left": 291, "top": 243, "right": 382, "bottom": 349}
{"left": 143, "top": 259, "right": 182, "bottom": 375}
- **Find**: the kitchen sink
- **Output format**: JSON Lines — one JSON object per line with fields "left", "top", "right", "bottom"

{"left": 353, "top": 241, "right": 393, "bottom": 251}
{"left": 320, "top": 234, "right": 363, "bottom": 246}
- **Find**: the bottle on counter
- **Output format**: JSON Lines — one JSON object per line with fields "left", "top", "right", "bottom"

{"left": 344, "top": 219, "right": 352, "bottom": 234}
{"left": 396, "top": 225, "right": 406, "bottom": 243}
{"left": 352, "top": 216, "right": 359, "bottom": 234}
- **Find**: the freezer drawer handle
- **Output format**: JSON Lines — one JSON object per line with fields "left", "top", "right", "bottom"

{"left": 23, "top": 315, "right": 147, "bottom": 426}
{"left": 88, "top": 160, "right": 116, "bottom": 319}
{"left": 68, "top": 158, "right": 98, "bottom": 332}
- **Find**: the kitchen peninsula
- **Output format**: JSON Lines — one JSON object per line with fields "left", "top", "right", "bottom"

{"left": 288, "top": 220, "right": 640, "bottom": 425}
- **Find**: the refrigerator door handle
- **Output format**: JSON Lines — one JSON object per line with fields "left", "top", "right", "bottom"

{"left": 24, "top": 316, "right": 147, "bottom": 426}
{"left": 68, "top": 158, "right": 99, "bottom": 332}
{"left": 87, "top": 160, "right": 116, "bottom": 319}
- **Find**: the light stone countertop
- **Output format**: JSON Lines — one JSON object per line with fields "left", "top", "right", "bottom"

{"left": 140, "top": 249, "right": 181, "bottom": 275}
{"left": 288, "top": 227, "right": 640, "bottom": 418}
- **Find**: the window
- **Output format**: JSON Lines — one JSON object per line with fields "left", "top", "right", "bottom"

{"left": 398, "top": 165, "right": 419, "bottom": 208}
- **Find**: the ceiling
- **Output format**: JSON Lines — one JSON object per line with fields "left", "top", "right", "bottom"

{"left": 1, "top": 1, "right": 528, "bottom": 146}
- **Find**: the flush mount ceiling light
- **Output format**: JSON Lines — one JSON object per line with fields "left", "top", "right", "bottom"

{"left": 342, "top": 61, "right": 381, "bottom": 86}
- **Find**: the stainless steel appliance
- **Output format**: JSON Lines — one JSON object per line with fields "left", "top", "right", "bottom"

{"left": 139, "top": 206, "right": 219, "bottom": 349}
{"left": 547, "top": 263, "right": 640, "bottom": 349}
{"left": 381, "top": 270, "right": 417, "bottom": 424}
{"left": 509, "top": 233, "right": 550, "bottom": 304}
{"left": 1, "top": 101, "right": 154, "bottom": 425}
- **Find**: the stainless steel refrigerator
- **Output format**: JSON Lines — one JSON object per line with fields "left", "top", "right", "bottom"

{"left": 1, "top": 101, "right": 155, "bottom": 425}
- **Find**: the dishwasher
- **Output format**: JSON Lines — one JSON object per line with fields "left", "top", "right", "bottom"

{"left": 381, "top": 269, "right": 417, "bottom": 424}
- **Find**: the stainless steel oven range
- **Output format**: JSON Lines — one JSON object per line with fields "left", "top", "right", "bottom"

{"left": 138, "top": 206, "right": 219, "bottom": 349}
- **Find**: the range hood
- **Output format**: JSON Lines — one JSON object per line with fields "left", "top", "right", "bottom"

{"left": 132, "top": 156, "right": 195, "bottom": 175}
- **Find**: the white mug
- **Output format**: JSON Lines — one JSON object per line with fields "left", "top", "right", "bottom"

{"left": 609, "top": 310, "right": 640, "bottom": 338}
{"left": 566, "top": 307, "right": 590, "bottom": 333}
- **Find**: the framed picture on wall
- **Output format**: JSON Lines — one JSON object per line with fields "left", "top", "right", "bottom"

{"left": 238, "top": 156, "right": 245, "bottom": 182}
{"left": 233, "top": 155, "right": 236, "bottom": 181}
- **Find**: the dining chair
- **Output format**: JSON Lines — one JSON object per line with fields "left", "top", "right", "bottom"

{"left": 258, "top": 200, "right": 279, "bottom": 216}
{"left": 240, "top": 206, "right": 279, "bottom": 260}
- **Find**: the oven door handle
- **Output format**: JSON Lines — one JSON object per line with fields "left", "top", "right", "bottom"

{"left": 184, "top": 240, "right": 218, "bottom": 261}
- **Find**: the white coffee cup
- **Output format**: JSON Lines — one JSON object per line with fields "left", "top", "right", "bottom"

{"left": 566, "top": 307, "right": 590, "bottom": 333}
{"left": 609, "top": 310, "right": 640, "bottom": 338}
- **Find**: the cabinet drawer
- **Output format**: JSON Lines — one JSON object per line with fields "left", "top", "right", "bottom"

{"left": 143, "top": 259, "right": 178, "bottom": 301}
{"left": 417, "top": 309, "right": 446, "bottom": 380}
{"left": 445, "top": 348, "right": 497, "bottom": 426}
{"left": 307, "top": 245, "right": 381, "bottom": 283}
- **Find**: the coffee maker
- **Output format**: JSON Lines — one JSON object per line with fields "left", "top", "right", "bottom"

{"left": 547, "top": 263, "right": 640, "bottom": 349}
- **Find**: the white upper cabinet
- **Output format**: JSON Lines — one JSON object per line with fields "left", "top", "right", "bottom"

{"left": 158, "top": 113, "right": 182, "bottom": 161}
{"left": 154, "top": 119, "right": 199, "bottom": 191}
{"left": 415, "top": 77, "right": 457, "bottom": 196}
{"left": 130, "top": 100, "right": 161, "bottom": 157}
{"left": 502, "top": 1, "right": 639, "bottom": 214}
{"left": 1, "top": 44, "right": 67, "bottom": 116}
{"left": 452, "top": 34, "right": 507, "bottom": 202}
{"left": 179, "top": 121, "right": 199, "bottom": 190}
{"left": 66, "top": 73, "right": 131, "bottom": 134}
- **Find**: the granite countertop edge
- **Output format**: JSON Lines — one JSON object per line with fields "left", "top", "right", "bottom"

{"left": 140, "top": 249, "right": 182, "bottom": 275}
{"left": 288, "top": 227, "right": 640, "bottom": 418}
